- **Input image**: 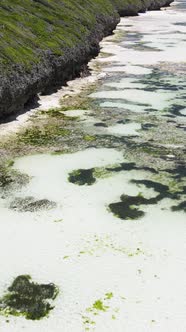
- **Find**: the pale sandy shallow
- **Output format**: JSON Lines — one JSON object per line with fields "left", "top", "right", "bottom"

{"left": 0, "top": 148, "right": 185, "bottom": 332}
{"left": 0, "top": 2, "right": 186, "bottom": 332}
{"left": 180, "top": 108, "right": 186, "bottom": 116}
{"left": 90, "top": 89, "right": 174, "bottom": 110}
{"left": 106, "top": 122, "right": 141, "bottom": 136}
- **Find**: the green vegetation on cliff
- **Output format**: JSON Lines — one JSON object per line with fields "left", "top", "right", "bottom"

{"left": 0, "top": 0, "right": 120, "bottom": 68}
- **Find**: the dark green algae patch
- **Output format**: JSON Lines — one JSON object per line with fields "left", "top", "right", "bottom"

{"left": 109, "top": 179, "right": 186, "bottom": 220}
{"left": 67, "top": 162, "right": 158, "bottom": 187}
{"left": 0, "top": 275, "right": 59, "bottom": 320}
{"left": 109, "top": 193, "right": 154, "bottom": 220}
{"left": 171, "top": 201, "right": 186, "bottom": 213}
{"left": 67, "top": 163, "right": 183, "bottom": 219}
{"left": 68, "top": 168, "right": 96, "bottom": 186}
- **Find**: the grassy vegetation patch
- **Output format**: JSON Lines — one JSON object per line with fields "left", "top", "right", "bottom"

{"left": 18, "top": 125, "right": 70, "bottom": 146}
{"left": 83, "top": 135, "right": 96, "bottom": 142}
{"left": 0, "top": 0, "right": 120, "bottom": 68}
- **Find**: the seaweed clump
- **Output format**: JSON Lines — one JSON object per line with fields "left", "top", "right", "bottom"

{"left": 107, "top": 162, "right": 158, "bottom": 174}
{"left": 109, "top": 179, "right": 186, "bottom": 220}
{"left": 108, "top": 180, "right": 171, "bottom": 220}
{"left": 0, "top": 275, "right": 59, "bottom": 320}
{"left": 18, "top": 125, "right": 70, "bottom": 146}
{"left": 130, "top": 179, "right": 169, "bottom": 196}
{"left": 171, "top": 201, "right": 186, "bottom": 213}
{"left": 68, "top": 168, "right": 96, "bottom": 186}
{"left": 109, "top": 193, "right": 159, "bottom": 220}
{"left": 131, "top": 179, "right": 183, "bottom": 200}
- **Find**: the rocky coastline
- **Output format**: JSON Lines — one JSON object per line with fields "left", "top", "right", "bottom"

{"left": 0, "top": 0, "right": 173, "bottom": 120}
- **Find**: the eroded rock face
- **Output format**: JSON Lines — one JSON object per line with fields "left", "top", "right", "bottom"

{"left": 0, "top": 275, "right": 59, "bottom": 320}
